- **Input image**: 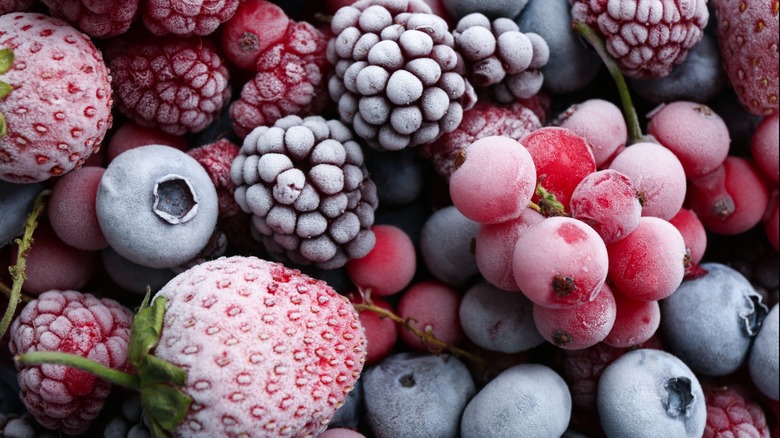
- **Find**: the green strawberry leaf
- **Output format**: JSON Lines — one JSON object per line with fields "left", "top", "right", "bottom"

{"left": 149, "top": 420, "right": 170, "bottom": 438}
{"left": 0, "top": 81, "right": 11, "bottom": 100}
{"left": 141, "top": 382, "right": 192, "bottom": 432}
{"left": 0, "top": 113, "right": 6, "bottom": 138}
{"left": 0, "top": 49, "right": 13, "bottom": 75}
{"left": 129, "top": 295, "right": 167, "bottom": 368}
{"left": 139, "top": 354, "right": 188, "bottom": 386}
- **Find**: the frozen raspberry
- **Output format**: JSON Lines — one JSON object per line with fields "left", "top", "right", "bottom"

{"left": 8, "top": 290, "right": 134, "bottom": 435}
{"left": 703, "top": 384, "right": 771, "bottom": 437}
{"left": 419, "top": 100, "right": 541, "bottom": 180}
{"left": 570, "top": 0, "right": 709, "bottom": 79}
{"left": 453, "top": 13, "right": 549, "bottom": 101}
{"left": 0, "top": 13, "right": 113, "bottom": 184}
{"left": 106, "top": 35, "right": 231, "bottom": 135}
{"left": 41, "top": 0, "right": 140, "bottom": 38}
{"left": 231, "top": 115, "right": 379, "bottom": 269}
{"left": 188, "top": 138, "right": 244, "bottom": 220}
{"left": 327, "top": 0, "right": 477, "bottom": 150}
{"left": 142, "top": 0, "right": 240, "bottom": 36}
{"left": 229, "top": 19, "right": 332, "bottom": 137}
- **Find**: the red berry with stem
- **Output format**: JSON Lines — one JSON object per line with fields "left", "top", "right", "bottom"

{"left": 396, "top": 280, "right": 464, "bottom": 353}
{"left": 348, "top": 293, "right": 398, "bottom": 366}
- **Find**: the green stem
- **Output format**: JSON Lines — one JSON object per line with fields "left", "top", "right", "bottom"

{"left": 0, "top": 190, "right": 50, "bottom": 339}
{"left": 15, "top": 351, "right": 141, "bottom": 391}
{"left": 573, "top": 21, "right": 647, "bottom": 145}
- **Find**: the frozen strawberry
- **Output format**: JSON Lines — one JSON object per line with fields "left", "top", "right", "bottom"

{"left": 0, "top": 12, "right": 113, "bottom": 183}
{"left": 143, "top": 0, "right": 240, "bottom": 36}
{"left": 40, "top": 0, "right": 140, "bottom": 38}
{"left": 713, "top": 0, "right": 779, "bottom": 115}
{"left": 8, "top": 291, "right": 134, "bottom": 435}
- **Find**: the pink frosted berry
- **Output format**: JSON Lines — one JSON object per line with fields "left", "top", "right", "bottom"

{"left": 396, "top": 280, "right": 464, "bottom": 353}
{"left": 152, "top": 256, "right": 367, "bottom": 437}
{"left": 646, "top": 102, "right": 731, "bottom": 179}
{"left": 346, "top": 224, "right": 416, "bottom": 297}
{"left": 569, "top": 169, "right": 643, "bottom": 244}
{"left": 558, "top": 99, "right": 627, "bottom": 168}
{"left": 607, "top": 216, "right": 688, "bottom": 302}
{"left": 602, "top": 289, "right": 661, "bottom": 348}
{"left": 48, "top": 166, "right": 109, "bottom": 251}
{"left": 143, "top": 0, "right": 240, "bottom": 36}
{"left": 106, "top": 35, "right": 231, "bottom": 135}
{"left": 220, "top": 0, "right": 291, "bottom": 71}
{"left": 41, "top": 0, "right": 140, "bottom": 38}
{"left": 188, "top": 138, "right": 243, "bottom": 220}
{"left": 8, "top": 290, "right": 134, "bottom": 435}
{"left": 106, "top": 120, "right": 188, "bottom": 163}
{"left": 513, "top": 216, "right": 609, "bottom": 309}
{"left": 608, "top": 141, "right": 687, "bottom": 221}
{"left": 533, "top": 282, "right": 617, "bottom": 350}
{"left": 449, "top": 135, "right": 537, "bottom": 224}
{"left": 349, "top": 293, "right": 398, "bottom": 366}
{"left": 668, "top": 207, "right": 707, "bottom": 266}
{"left": 0, "top": 12, "right": 113, "bottom": 183}
{"left": 751, "top": 112, "right": 779, "bottom": 184}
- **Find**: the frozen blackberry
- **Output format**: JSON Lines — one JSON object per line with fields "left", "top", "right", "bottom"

{"left": 231, "top": 114, "right": 379, "bottom": 269}
{"left": 327, "top": 0, "right": 477, "bottom": 151}
{"left": 453, "top": 13, "right": 549, "bottom": 102}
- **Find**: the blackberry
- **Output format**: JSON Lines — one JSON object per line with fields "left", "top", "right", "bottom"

{"left": 231, "top": 115, "right": 378, "bottom": 269}
{"left": 327, "top": 0, "right": 477, "bottom": 151}
{"left": 453, "top": 12, "right": 549, "bottom": 102}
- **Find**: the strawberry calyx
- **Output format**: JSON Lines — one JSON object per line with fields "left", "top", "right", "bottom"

{"left": 0, "top": 48, "right": 14, "bottom": 137}
{"left": 14, "top": 292, "right": 192, "bottom": 438}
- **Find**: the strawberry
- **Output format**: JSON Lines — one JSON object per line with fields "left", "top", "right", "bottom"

{"left": 0, "top": 12, "right": 113, "bottom": 184}
{"left": 713, "top": 0, "right": 779, "bottom": 115}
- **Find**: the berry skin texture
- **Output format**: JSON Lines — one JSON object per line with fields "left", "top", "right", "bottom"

{"left": 349, "top": 294, "right": 398, "bottom": 366}
{"left": 713, "top": 0, "right": 779, "bottom": 115}
{"left": 106, "top": 35, "right": 231, "bottom": 136}
{"left": 152, "top": 256, "right": 367, "bottom": 437}
{"left": 703, "top": 384, "right": 771, "bottom": 437}
{"left": 751, "top": 112, "right": 779, "bottom": 184}
{"left": 449, "top": 135, "right": 537, "bottom": 224}
{"left": 8, "top": 290, "right": 134, "bottom": 435}
{"left": 513, "top": 216, "right": 609, "bottom": 309}
{"left": 570, "top": 0, "right": 709, "bottom": 79}
{"left": 668, "top": 207, "right": 707, "bottom": 266}
{"left": 569, "top": 169, "right": 643, "bottom": 244}
{"left": 749, "top": 303, "right": 779, "bottom": 401}
{"left": 48, "top": 166, "right": 109, "bottom": 251}
{"left": 143, "top": 0, "right": 240, "bottom": 37}
{"left": 597, "top": 348, "right": 707, "bottom": 438}
{"left": 0, "top": 0, "right": 35, "bottom": 14}
{"left": 106, "top": 119, "right": 188, "bottom": 163}
{"left": 397, "top": 281, "right": 464, "bottom": 352}
{"left": 187, "top": 138, "right": 243, "bottom": 221}
{"left": 220, "top": 0, "right": 291, "bottom": 71}
{"left": 40, "top": 0, "right": 140, "bottom": 38}
{"left": 419, "top": 205, "right": 480, "bottom": 287}
{"left": 0, "top": 13, "right": 113, "bottom": 184}
{"left": 603, "top": 289, "right": 661, "bottom": 348}
{"left": 557, "top": 98, "right": 627, "bottom": 167}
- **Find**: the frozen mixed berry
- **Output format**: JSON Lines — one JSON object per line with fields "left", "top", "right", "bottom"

{"left": 396, "top": 281, "right": 464, "bottom": 352}
{"left": 751, "top": 112, "right": 779, "bottom": 184}
{"left": 48, "top": 165, "right": 109, "bottom": 251}
{"left": 420, "top": 205, "right": 480, "bottom": 287}
{"left": 571, "top": 0, "right": 709, "bottom": 79}
{"left": 454, "top": 13, "right": 549, "bottom": 101}
{"left": 188, "top": 138, "right": 244, "bottom": 220}
{"left": 8, "top": 290, "right": 134, "bottom": 435}
{"left": 40, "top": 0, "right": 140, "bottom": 38}
{"left": 703, "top": 383, "right": 771, "bottom": 437}
{"left": 327, "top": 0, "right": 477, "bottom": 150}
{"left": 441, "top": 0, "right": 528, "bottom": 20}
{"left": 346, "top": 224, "right": 416, "bottom": 296}
{"left": 749, "top": 303, "right": 779, "bottom": 401}
{"left": 105, "top": 119, "right": 188, "bottom": 163}
{"left": 100, "top": 247, "right": 177, "bottom": 295}
{"left": 556, "top": 98, "right": 627, "bottom": 167}
{"left": 231, "top": 115, "right": 378, "bottom": 269}
{"left": 142, "top": 0, "right": 240, "bottom": 36}
{"left": 106, "top": 34, "right": 231, "bottom": 135}
{"left": 0, "top": 12, "right": 113, "bottom": 183}
{"left": 229, "top": 16, "right": 332, "bottom": 138}
{"left": 0, "top": 0, "right": 35, "bottom": 14}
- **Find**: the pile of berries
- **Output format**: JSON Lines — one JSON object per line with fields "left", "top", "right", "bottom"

{"left": 0, "top": 0, "right": 778, "bottom": 437}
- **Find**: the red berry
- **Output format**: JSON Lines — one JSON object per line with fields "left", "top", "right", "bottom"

{"left": 188, "top": 138, "right": 243, "bottom": 220}
{"left": 40, "top": 0, "right": 140, "bottom": 38}
{"left": 220, "top": 0, "right": 291, "bottom": 71}
{"left": 704, "top": 384, "right": 771, "bottom": 438}
{"left": 346, "top": 224, "right": 416, "bottom": 297}
{"left": 558, "top": 98, "right": 627, "bottom": 168}
{"left": 396, "top": 280, "right": 464, "bottom": 353}
{"left": 48, "top": 166, "right": 109, "bottom": 251}
{"left": 349, "top": 293, "right": 398, "bottom": 366}
{"left": 602, "top": 288, "right": 661, "bottom": 348}
{"left": 105, "top": 120, "right": 188, "bottom": 163}
{"left": 142, "top": 0, "right": 240, "bottom": 36}
{"left": 751, "top": 112, "right": 779, "bottom": 184}
{"left": 669, "top": 207, "right": 708, "bottom": 266}
{"left": 569, "top": 169, "right": 643, "bottom": 244}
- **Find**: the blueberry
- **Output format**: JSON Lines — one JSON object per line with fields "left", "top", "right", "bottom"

{"left": 96, "top": 145, "right": 219, "bottom": 269}
{"left": 329, "top": 378, "right": 364, "bottom": 429}
{"left": 0, "top": 181, "right": 44, "bottom": 248}
{"left": 459, "top": 281, "right": 545, "bottom": 353}
{"left": 660, "top": 263, "right": 768, "bottom": 376}
{"left": 460, "top": 363, "right": 571, "bottom": 437}
{"left": 420, "top": 206, "right": 480, "bottom": 287}
{"left": 749, "top": 303, "right": 779, "bottom": 401}
{"left": 442, "top": 0, "right": 529, "bottom": 20}
{"left": 516, "top": 0, "right": 601, "bottom": 94}
{"left": 363, "top": 147, "right": 426, "bottom": 206}
{"left": 363, "top": 352, "right": 475, "bottom": 438}
{"left": 597, "top": 348, "right": 706, "bottom": 438}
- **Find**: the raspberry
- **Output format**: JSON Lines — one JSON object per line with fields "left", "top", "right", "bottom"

{"left": 419, "top": 100, "right": 541, "bottom": 180}
{"left": 327, "top": 0, "right": 477, "bottom": 150}
{"left": 231, "top": 115, "right": 379, "bottom": 269}
{"left": 7, "top": 291, "right": 134, "bottom": 435}
{"left": 570, "top": 0, "right": 709, "bottom": 79}
{"left": 142, "top": 0, "right": 240, "bottom": 36}
{"left": 703, "top": 384, "right": 771, "bottom": 437}
{"left": 106, "top": 35, "right": 231, "bottom": 135}
{"left": 0, "top": 13, "right": 113, "bottom": 184}
{"left": 188, "top": 138, "right": 244, "bottom": 220}
{"left": 453, "top": 13, "right": 549, "bottom": 101}
{"left": 40, "top": 0, "right": 140, "bottom": 38}
{"left": 229, "top": 20, "right": 332, "bottom": 138}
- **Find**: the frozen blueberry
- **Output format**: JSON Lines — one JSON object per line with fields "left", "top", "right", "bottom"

{"left": 420, "top": 206, "right": 480, "bottom": 287}
{"left": 516, "top": 0, "right": 601, "bottom": 94}
{"left": 0, "top": 181, "right": 44, "bottom": 247}
{"left": 363, "top": 353, "right": 475, "bottom": 438}
{"left": 101, "top": 247, "right": 177, "bottom": 295}
{"left": 459, "top": 281, "right": 545, "bottom": 353}
{"left": 598, "top": 348, "right": 707, "bottom": 438}
{"left": 749, "top": 303, "right": 779, "bottom": 401}
{"left": 442, "top": 0, "right": 529, "bottom": 20}
{"left": 329, "top": 378, "right": 364, "bottom": 429}
{"left": 660, "top": 263, "right": 768, "bottom": 376}
{"left": 96, "top": 145, "right": 219, "bottom": 269}
{"left": 460, "top": 363, "right": 571, "bottom": 437}
{"left": 364, "top": 147, "right": 426, "bottom": 206}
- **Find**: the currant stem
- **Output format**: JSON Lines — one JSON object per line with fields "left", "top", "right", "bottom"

{"left": 14, "top": 351, "right": 141, "bottom": 391}
{"left": 0, "top": 189, "right": 50, "bottom": 339}
{"left": 572, "top": 21, "right": 647, "bottom": 145}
